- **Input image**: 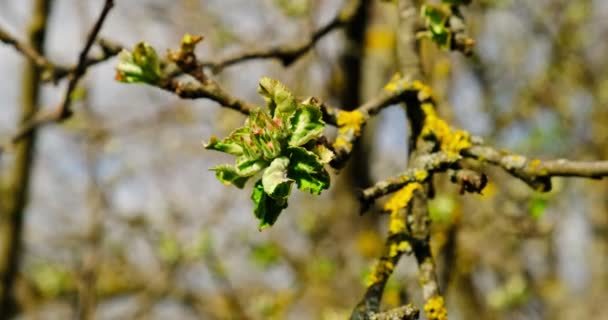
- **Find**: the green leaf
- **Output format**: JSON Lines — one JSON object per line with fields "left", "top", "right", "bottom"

{"left": 258, "top": 77, "right": 297, "bottom": 121}
{"left": 210, "top": 164, "right": 250, "bottom": 188}
{"left": 250, "top": 243, "right": 281, "bottom": 268}
{"left": 236, "top": 157, "right": 268, "bottom": 177}
{"left": 421, "top": 5, "right": 451, "bottom": 49}
{"left": 529, "top": 197, "right": 548, "bottom": 220}
{"left": 115, "top": 42, "right": 161, "bottom": 84}
{"left": 262, "top": 157, "right": 293, "bottom": 199}
{"left": 251, "top": 180, "right": 288, "bottom": 230}
{"left": 288, "top": 101, "right": 325, "bottom": 147}
{"left": 205, "top": 135, "right": 245, "bottom": 156}
{"left": 287, "top": 147, "right": 330, "bottom": 195}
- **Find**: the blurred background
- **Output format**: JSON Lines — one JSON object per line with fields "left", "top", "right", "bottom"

{"left": 0, "top": 0, "right": 607, "bottom": 319}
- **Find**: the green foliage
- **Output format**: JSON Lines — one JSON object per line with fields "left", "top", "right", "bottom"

{"left": 206, "top": 78, "right": 332, "bottom": 230}
{"left": 115, "top": 42, "right": 162, "bottom": 84}
{"left": 528, "top": 195, "right": 548, "bottom": 220}
{"left": 420, "top": 0, "right": 473, "bottom": 51}
{"left": 428, "top": 194, "right": 456, "bottom": 223}
{"left": 421, "top": 5, "right": 452, "bottom": 50}
{"left": 250, "top": 242, "right": 281, "bottom": 268}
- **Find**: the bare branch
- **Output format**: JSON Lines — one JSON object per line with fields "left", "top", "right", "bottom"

{"left": 463, "top": 145, "right": 608, "bottom": 191}
{"left": 8, "top": 0, "right": 116, "bottom": 145}
{"left": 202, "top": 0, "right": 363, "bottom": 72}
{"left": 359, "top": 152, "right": 460, "bottom": 204}
{"left": 0, "top": 25, "right": 52, "bottom": 69}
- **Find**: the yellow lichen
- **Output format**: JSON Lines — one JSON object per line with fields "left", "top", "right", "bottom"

{"left": 385, "top": 183, "right": 422, "bottom": 234}
{"left": 424, "top": 296, "right": 448, "bottom": 320}
{"left": 389, "top": 241, "right": 412, "bottom": 257}
{"left": 414, "top": 169, "right": 429, "bottom": 181}
{"left": 333, "top": 135, "right": 352, "bottom": 150}
{"left": 421, "top": 102, "right": 471, "bottom": 155}
{"left": 337, "top": 110, "right": 366, "bottom": 136}
{"left": 384, "top": 183, "right": 422, "bottom": 215}
{"left": 384, "top": 72, "right": 405, "bottom": 92}
{"left": 389, "top": 218, "right": 406, "bottom": 235}
{"left": 366, "top": 259, "right": 395, "bottom": 286}
{"left": 412, "top": 80, "right": 434, "bottom": 101}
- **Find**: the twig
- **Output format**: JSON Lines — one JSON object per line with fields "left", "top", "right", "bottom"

{"left": 368, "top": 304, "right": 419, "bottom": 320}
{"left": 359, "top": 152, "right": 460, "bottom": 204}
{"left": 462, "top": 145, "right": 608, "bottom": 191}
{"left": 0, "top": 27, "right": 121, "bottom": 84}
{"left": 9, "top": 0, "right": 116, "bottom": 145}
{"left": 201, "top": 0, "right": 362, "bottom": 73}
{"left": 0, "top": 25, "right": 52, "bottom": 69}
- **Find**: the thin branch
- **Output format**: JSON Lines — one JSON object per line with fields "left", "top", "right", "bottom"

{"left": 58, "top": 0, "right": 115, "bottom": 118}
{"left": 201, "top": 0, "right": 362, "bottom": 73}
{"left": 0, "top": 25, "right": 52, "bottom": 69}
{"left": 8, "top": 0, "right": 115, "bottom": 145}
{"left": 368, "top": 304, "right": 419, "bottom": 320}
{"left": 463, "top": 145, "right": 608, "bottom": 191}
{"left": 359, "top": 152, "right": 460, "bottom": 204}
{"left": 0, "top": 27, "right": 121, "bottom": 84}
{"left": 351, "top": 233, "right": 414, "bottom": 320}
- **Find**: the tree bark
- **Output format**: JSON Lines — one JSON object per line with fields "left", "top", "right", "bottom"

{"left": 0, "top": 0, "right": 52, "bottom": 317}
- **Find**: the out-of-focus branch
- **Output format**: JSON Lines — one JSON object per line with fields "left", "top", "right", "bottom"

{"left": 201, "top": 0, "right": 363, "bottom": 73}
{"left": 463, "top": 145, "right": 608, "bottom": 191}
{"left": 52, "top": 0, "right": 115, "bottom": 120}
{"left": 0, "top": 0, "right": 52, "bottom": 317}
{"left": 8, "top": 0, "right": 115, "bottom": 146}
{"left": 0, "top": 26, "right": 52, "bottom": 70}
{"left": 0, "top": 28, "right": 120, "bottom": 84}
{"left": 368, "top": 304, "right": 419, "bottom": 320}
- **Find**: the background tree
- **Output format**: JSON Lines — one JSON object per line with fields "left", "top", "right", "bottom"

{"left": 0, "top": 0, "right": 607, "bottom": 319}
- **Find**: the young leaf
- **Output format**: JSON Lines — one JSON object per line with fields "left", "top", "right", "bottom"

{"left": 236, "top": 157, "right": 268, "bottom": 177}
{"left": 262, "top": 157, "right": 293, "bottom": 199}
{"left": 287, "top": 147, "right": 330, "bottom": 195}
{"left": 205, "top": 135, "right": 245, "bottom": 156}
{"left": 288, "top": 101, "right": 325, "bottom": 147}
{"left": 251, "top": 180, "right": 288, "bottom": 230}
{"left": 258, "top": 77, "right": 297, "bottom": 121}
{"left": 210, "top": 164, "right": 249, "bottom": 189}
{"left": 115, "top": 42, "right": 161, "bottom": 84}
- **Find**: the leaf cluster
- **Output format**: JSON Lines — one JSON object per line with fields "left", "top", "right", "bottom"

{"left": 205, "top": 78, "right": 333, "bottom": 229}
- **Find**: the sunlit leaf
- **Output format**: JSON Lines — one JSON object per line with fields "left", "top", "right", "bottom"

{"left": 258, "top": 77, "right": 297, "bottom": 121}
{"left": 115, "top": 42, "right": 161, "bottom": 84}
{"left": 210, "top": 164, "right": 250, "bottom": 188}
{"left": 287, "top": 147, "right": 330, "bottom": 195}
{"left": 251, "top": 180, "right": 288, "bottom": 230}
{"left": 262, "top": 157, "right": 293, "bottom": 199}
{"left": 288, "top": 101, "right": 325, "bottom": 147}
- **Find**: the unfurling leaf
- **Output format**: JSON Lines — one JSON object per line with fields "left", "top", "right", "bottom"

{"left": 206, "top": 77, "right": 332, "bottom": 229}
{"left": 287, "top": 147, "right": 330, "bottom": 195}
{"left": 288, "top": 100, "right": 325, "bottom": 147}
{"left": 115, "top": 42, "right": 161, "bottom": 84}
{"left": 210, "top": 164, "right": 250, "bottom": 189}
{"left": 262, "top": 157, "right": 293, "bottom": 199}
{"left": 252, "top": 180, "right": 288, "bottom": 230}
{"left": 258, "top": 77, "right": 297, "bottom": 121}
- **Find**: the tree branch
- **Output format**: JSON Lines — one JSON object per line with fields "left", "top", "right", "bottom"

{"left": 201, "top": 0, "right": 363, "bottom": 73}
{"left": 463, "top": 145, "right": 608, "bottom": 191}
{"left": 7, "top": 0, "right": 115, "bottom": 146}
{"left": 0, "top": 0, "right": 52, "bottom": 317}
